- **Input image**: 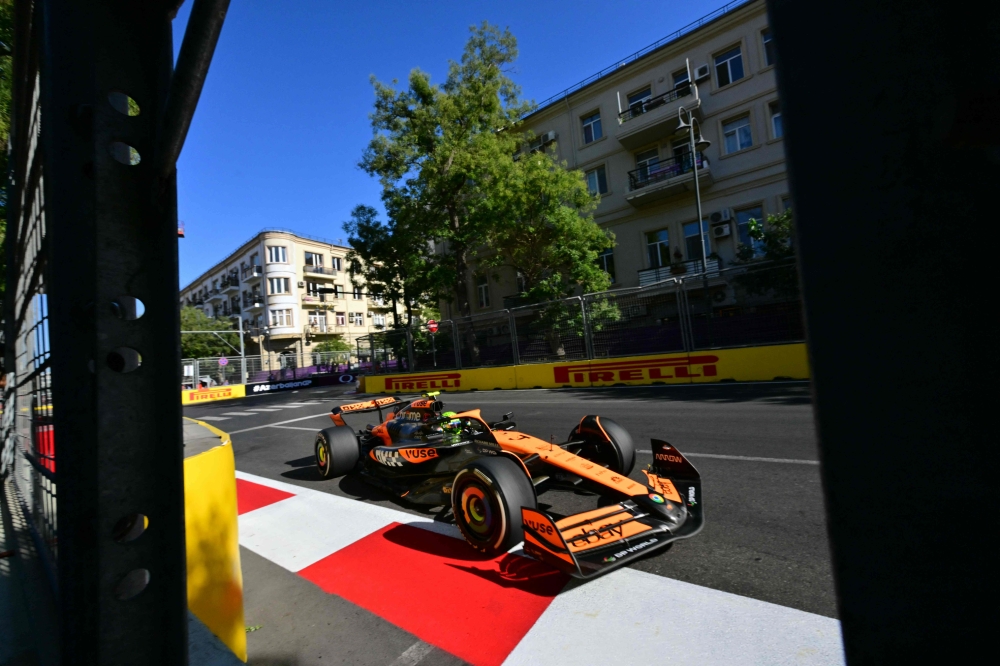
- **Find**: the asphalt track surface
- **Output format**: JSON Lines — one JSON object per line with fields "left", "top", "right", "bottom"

{"left": 184, "top": 382, "right": 837, "bottom": 664}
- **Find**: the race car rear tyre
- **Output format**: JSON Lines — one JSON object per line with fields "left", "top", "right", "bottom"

{"left": 315, "top": 426, "right": 359, "bottom": 479}
{"left": 452, "top": 456, "right": 536, "bottom": 556}
{"left": 570, "top": 416, "right": 636, "bottom": 476}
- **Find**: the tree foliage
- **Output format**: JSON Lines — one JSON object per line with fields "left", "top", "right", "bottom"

{"left": 313, "top": 338, "right": 352, "bottom": 353}
{"left": 355, "top": 23, "right": 609, "bottom": 318}
{"left": 343, "top": 204, "right": 443, "bottom": 327}
{"left": 734, "top": 209, "right": 799, "bottom": 298}
{"left": 180, "top": 306, "right": 240, "bottom": 359}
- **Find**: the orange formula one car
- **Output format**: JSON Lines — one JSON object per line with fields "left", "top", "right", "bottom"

{"left": 314, "top": 393, "right": 704, "bottom": 578}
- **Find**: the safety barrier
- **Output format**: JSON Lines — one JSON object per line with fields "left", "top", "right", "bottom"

{"left": 362, "top": 343, "right": 808, "bottom": 393}
{"left": 182, "top": 384, "right": 247, "bottom": 405}
{"left": 183, "top": 419, "right": 247, "bottom": 662}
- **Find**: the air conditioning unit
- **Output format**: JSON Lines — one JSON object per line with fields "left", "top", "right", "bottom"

{"left": 709, "top": 208, "right": 732, "bottom": 223}
{"left": 541, "top": 130, "right": 556, "bottom": 144}
{"left": 713, "top": 224, "right": 732, "bottom": 239}
{"left": 694, "top": 64, "right": 711, "bottom": 82}
{"left": 297, "top": 281, "right": 305, "bottom": 288}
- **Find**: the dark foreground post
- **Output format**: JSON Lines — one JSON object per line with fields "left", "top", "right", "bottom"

{"left": 768, "top": 0, "right": 998, "bottom": 662}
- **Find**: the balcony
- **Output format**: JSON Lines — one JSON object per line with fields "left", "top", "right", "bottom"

{"left": 208, "top": 288, "right": 225, "bottom": 301}
{"left": 625, "top": 152, "right": 712, "bottom": 207}
{"left": 221, "top": 274, "right": 240, "bottom": 292}
{"left": 241, "top": 265, "right": 263, "bottom": 281}
{"left": 616, "top": 85, "right": 699, "bottom": 150}
{"left": 638, "top": 258, "right": 722, "bottom": 287}
{"left": 242, "top": 294, "right": 264, "bottom": 309}
{"left": 306, "top": 323, "right": 342, "bottom": 334}
{"left": 303, "top": 265, "right": 338, "bottom": 278}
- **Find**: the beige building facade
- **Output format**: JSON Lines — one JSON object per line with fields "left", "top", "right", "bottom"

{"left": 180, "top": 229, "right": 394, "bottom": 357}
{"left": 462, "top": 0, "right": 786, "bottom": 314}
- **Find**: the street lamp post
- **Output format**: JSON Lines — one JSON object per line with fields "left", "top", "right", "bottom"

{"left": 677, "top": 106, "right": 712, "bottom": 349}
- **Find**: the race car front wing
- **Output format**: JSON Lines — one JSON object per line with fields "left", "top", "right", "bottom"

{"left": 521, "top": 439, "right": 703, "bottom": 578}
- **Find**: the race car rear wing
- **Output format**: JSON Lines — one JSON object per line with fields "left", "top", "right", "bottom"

{"left": 521, "top": 439, "right": 703, "bottom": 579}
{"left": 330, "top": 396, "right": 407, "bottom": 426}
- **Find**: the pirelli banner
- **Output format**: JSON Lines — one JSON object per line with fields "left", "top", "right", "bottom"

{"left": 363, "top": 343, "right": 809, "bottom": 393}
{"left": 181, "top": 384, "right": 247, "bottom": 405}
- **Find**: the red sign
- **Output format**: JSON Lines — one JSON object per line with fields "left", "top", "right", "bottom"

{"left": 427, "top": 319, "right": 438, "bottom": 333}
{"left": 552, "top": 355, "right": 720, "bottom": 383}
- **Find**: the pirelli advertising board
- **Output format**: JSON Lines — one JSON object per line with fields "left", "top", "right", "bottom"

{"left": 363, "top": 343, "right": 809, "bottom": 393}
{"left": 181, "top": 384, "right": 246, "bottom": 405}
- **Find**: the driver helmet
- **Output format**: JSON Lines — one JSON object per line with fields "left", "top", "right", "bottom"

{"left": 440, "top": 411, "right": 463, "bottom": 434}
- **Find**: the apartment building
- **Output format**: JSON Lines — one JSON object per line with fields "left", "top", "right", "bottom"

{"left": 462, "top": 0, "right": 787, "bottom": 313}
{"left": 179, "top": 229, "right": 394, "bottom": 357}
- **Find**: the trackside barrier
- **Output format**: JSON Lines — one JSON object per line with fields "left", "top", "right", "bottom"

{"left": 182, "top": 384, "right": 247, "bottom": 405}
{"left": 183, "top": 419, "right": 247, "bottom": 662}
{"left": 362, "top": 343, "right": 808, "bottom": 393}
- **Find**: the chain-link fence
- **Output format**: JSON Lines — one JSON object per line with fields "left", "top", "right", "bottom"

{"left": 181, "top": 351, "right": 353, "bottom": 388}
{"left": 357, "top": 259, "right": 805, "bottom": 374}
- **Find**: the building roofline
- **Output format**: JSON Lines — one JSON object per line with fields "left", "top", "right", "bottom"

{"left": 181, "top": 228, "right": 351, "bottom": 293}
{"left": 525, "top": 0, "right": 759, "bottom": 121}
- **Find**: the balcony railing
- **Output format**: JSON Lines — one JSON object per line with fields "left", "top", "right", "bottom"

{"left": 638, "top": 258, "right": 722, "bottom": 286}
{"left": 301, "top": 294, "right": 330, "bottom": 303}
{"left": 221, "top": 275, "right": 240, "bottom": 290}
{"left": 241, "top": 265, "right": 263, "bottom": 280}
{"left": 307, "top": 323, "right": 341, "bottom": 333}
{"left": 628, "top": 152, "right": 707, "bottom": 191}
{"left": 619, "top": 84, "right": 691, "bottom": 124}
{"left": 242, "top": 293, "right": 263, "bottom": 308}
{"left": 303, "top": 265, "right": 338, "bottom": 276}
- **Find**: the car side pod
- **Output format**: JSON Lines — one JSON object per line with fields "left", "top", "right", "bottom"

{"left": 521, "top": 439, "right": 703, "bottom": 579}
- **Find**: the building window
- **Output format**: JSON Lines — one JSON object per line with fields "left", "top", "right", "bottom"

{"left": 684, "top": 221, "right": 711, "bottom": 263}
{"left": 306, "top": 281, "right": 322, "bottom": 297}
{"left": 770, "top": 102, "right": 783, "bottom": 139}
{"left": 373, "top": 313, "right": 386, "bottom": 327}
{"left": 516, "top": 271, "right": 526, "bottom": 294}
{"left": 635, "top": 148, "right": 659, "bottom": 181}
{"left": 762, "top": 29, "right": 775, "bottom": 66}
{"left": 672, "top": 68, "right": 689, "bottom": 89}
{"left": 268, "top": 277, "right": 290, "bottom": 294}
{"left": 735, "top": 205, "right": 765, "bottom": 256}
{"left": 476, "top": 275, "right": 490, "bottom": 308}
{"left": 714, "top": 46, "right": 745, "bottom": 87}
{"left": 597, "top": 248, "right": 616, "bottom": 283}
{"left": 348, "top": 312, "right": 363, "bottom": 325}
{"left": 646, "top": 229, "right": 670, "bottom": 268}
{"left": 332, "top": 285, "right": 345, "bottom": 298}
{"left": 782, "top": 196, "right": 792, "bottom": 212}
{"left": 250, "top": 252, "right": 260, "bottom": 266}
{"left": 582, "top": 111, "right": 602, "bottom": 144}
{"left": 266, "top": 246, "right": 287, "bottom": 263}
{"left": 335, "top": 311, "right": 346, "bottom": 326}
{"left": 585, "top": 165, "right": 608, "bottom": 195}
{"left": 269, "top": 308, "right": 292, "bottom": 327}
{"left": 352, "top": 286, "right": 363, "bottom": 300}
{"left": 331, "top": 257, "right": 342, "bottom": 271}
{"left": 626, "top": 87, "right": 651, "bottom": 117}
{"left": 723, "top": 115, "right": 753, "bottom": 154}
{"left": 370, "top": 293, "right": 384, "bottom": 306}
{"left": 308, "top": 312, "right": 327, "bottom": 330}
{"left": 304, "top": 251, "right": 323, "bottom": 266}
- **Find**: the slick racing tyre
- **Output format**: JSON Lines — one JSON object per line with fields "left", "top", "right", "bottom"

{"left": 570, "top": 416, "right": 636, "bottom": 476}
{"left": 452, "top": 456, "right": 536, "bottom": 556}
{"left": 315, "top": 426, "right": 359, "bottom": 479}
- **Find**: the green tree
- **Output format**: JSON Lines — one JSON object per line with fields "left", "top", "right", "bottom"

{"left": 180, "top": 306, "right": 240, "bottom": 359}
{"left": 313, "top": 338, "right": 351, "bottom": 353}
{"left": 480, "top": 149, "right": 612, "bottom": 304}
{"left": 359, "top": 23, "right": 532, "bottom": 318}
{"left": 343, "top": 204, "right": 443, "bottom": 328}
{"left": 734, "top": 208, "right": 799, "bottom": 298}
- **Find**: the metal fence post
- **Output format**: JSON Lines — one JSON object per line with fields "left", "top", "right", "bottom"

{"left": 508, "top": 310, "right": 520, "bottom": 365}
{"left": 579, "top": 296, "right": 594, "bottom": 360}
{"left": 451, "top": 320, "right": 462, "bottom": 369}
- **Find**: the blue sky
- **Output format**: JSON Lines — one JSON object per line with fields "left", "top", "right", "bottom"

{"left": 174, "top": 0, "right": 729, "bottom": 286}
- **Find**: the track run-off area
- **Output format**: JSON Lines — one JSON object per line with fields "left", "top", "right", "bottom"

{"left": 184, "top": 382, "right": 843, "bottom": 666}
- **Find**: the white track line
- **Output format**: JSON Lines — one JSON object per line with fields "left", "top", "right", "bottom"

{"left": 636, "top": 450, "right": 819, "bottom": 465}
{"left": 228, "top": 413, "right": 331, "bottom": 435}
{"left": 221, "top": 412, "right": 256, "bottom": 416}
{"left": 390, "top": 641, "right": 435, "bottom": 666}
{"left": 270, "top": 425, "right": 323, "bottom": 432}
{"left": 196, "top": 416, "right": 230, "bottom": 421}
{"left": 247, "top": 408, "right": 281, "bottom": 412}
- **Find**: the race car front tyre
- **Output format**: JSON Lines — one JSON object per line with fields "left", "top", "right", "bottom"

{"left": 315, "top": 426, "right": 359, "bottom": 479}
{"left": 570, "top": 416, "right": 636, "bottom": 476}
{"left": 452, "top": 456, "right": 537, "bottom": 556}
